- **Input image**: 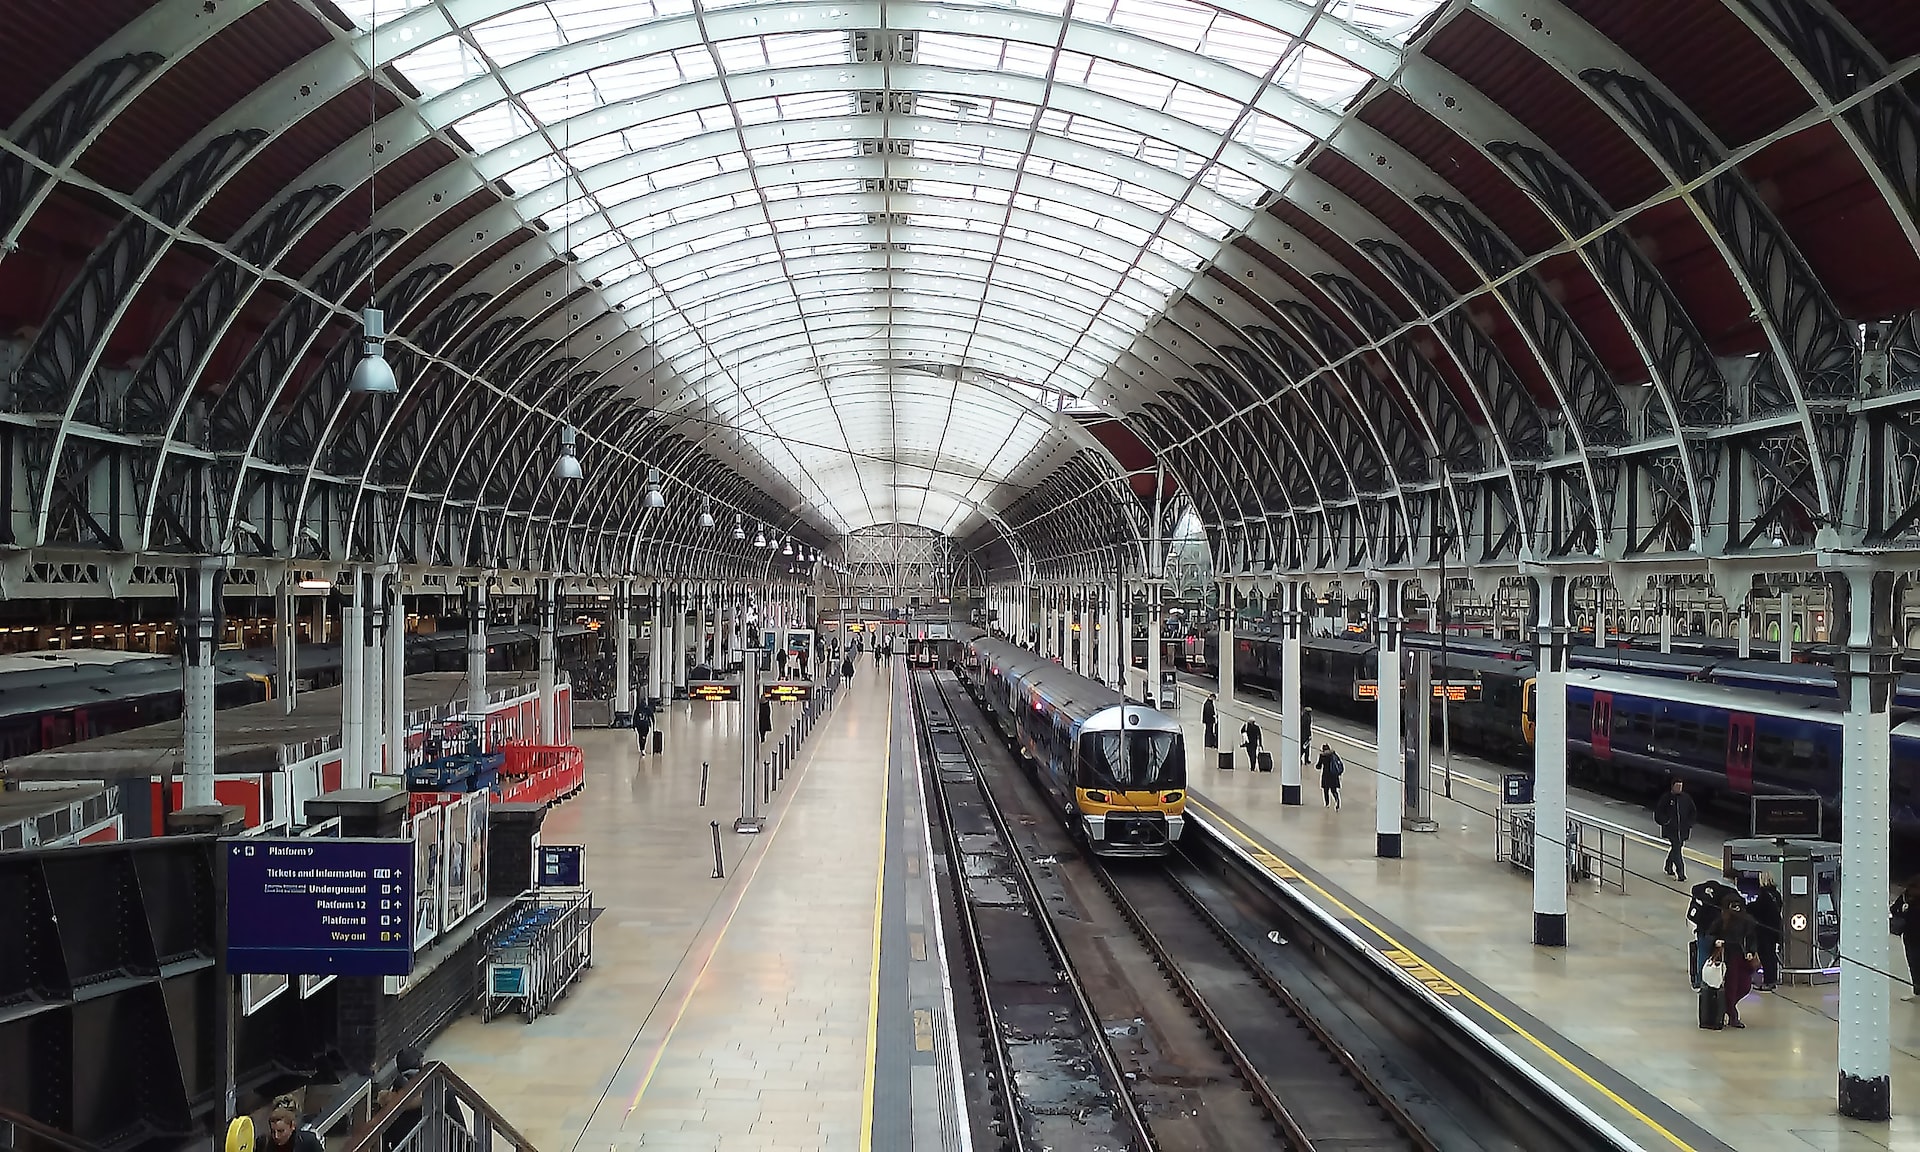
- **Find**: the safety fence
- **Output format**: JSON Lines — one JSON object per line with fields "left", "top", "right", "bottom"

{"left": 1497, "top": 805, "right": 1630, "bottom": 893}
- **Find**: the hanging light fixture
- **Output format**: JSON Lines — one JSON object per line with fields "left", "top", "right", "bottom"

{"left": 753, "top": 524, "right": 767, "bottom": 549}
{"left": 552, "top": 424, "right": 583, "bottom": 481}
{"left": 732, "top": 514, "right": 746, "bottom": 541}
{"left": 349, "top": 4, "right": 397, "bottom": 396}
{"left": 782, "top": 537, "right": 793, "bottom": 556}
{"left": 699, "top": 497, "right": 714, "bottom": 530}
{"left": 643, "top": 466, "right": 666, "bottom": 509}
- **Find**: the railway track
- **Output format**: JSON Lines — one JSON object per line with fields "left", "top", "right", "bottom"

{"left": 915, "top": 669, "right": 1445, "bottom": 1152}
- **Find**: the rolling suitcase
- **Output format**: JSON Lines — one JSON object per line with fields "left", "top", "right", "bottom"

{"left": 1697, "top": 981, "right": 1725, "bottom": 1029}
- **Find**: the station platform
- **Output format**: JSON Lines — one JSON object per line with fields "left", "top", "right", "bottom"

{"left": 426, "top": 660, "right": 965, "bottom": 1152}
{"left": 1171, "top": 680, "right": 1920, "bottom": 1152}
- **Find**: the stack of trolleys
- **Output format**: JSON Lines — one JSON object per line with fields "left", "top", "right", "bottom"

{"left": 482, "top": 886, "right": 593, "bottom": 1023}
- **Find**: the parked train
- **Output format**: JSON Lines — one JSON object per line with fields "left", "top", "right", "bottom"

{"left": 0, "top": 625, "right": 593, "bottom": 765}
{"left": 962, "top": 635, "right": 1188, "bottom": 857}
{"left": 1201, "top": 627, "right": 1920, "bottom": 839}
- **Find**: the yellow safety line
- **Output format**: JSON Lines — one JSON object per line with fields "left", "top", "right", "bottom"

{"left": 623, "top": 696, "right": 840, "bottom": 1118}
{"left": 858, "top": 669, "right": 894, "bottom": 1150}
{"left": 1193, "top": 798, "right": 1698, "bottom": 1152}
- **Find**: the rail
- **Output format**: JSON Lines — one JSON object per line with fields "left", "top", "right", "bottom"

{"left": 1192, "top": 812, "right": 1644, "bottom": 1152}
{"left": 915, "top": 671, "right": 1155, "bottom": 1152}
{"left": 0, "top": 1108, "right": 102, "bottom": 1152}
{"left": 342, "top": 1062, "right": 538, "bottom": 1152}
{"left": 1496, "top": 806, "right": 1631, "bottom": 893}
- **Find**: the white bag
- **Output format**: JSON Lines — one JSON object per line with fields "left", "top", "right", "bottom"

{"left": 1700, "top": 958, "right": 1726, "bottom": 989}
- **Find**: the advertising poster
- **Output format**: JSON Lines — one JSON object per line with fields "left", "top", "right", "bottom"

{"left": 467, "top": 792, "right": 490, "bottom": 916}
{"left": 443, "top": 797, "right": 471, "bottom": 929}
{"left": 412, "top": 805, "right": 442, "bottom": 949}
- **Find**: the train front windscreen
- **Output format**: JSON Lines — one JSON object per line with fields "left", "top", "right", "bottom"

{"left": 1077, "top": 729, "right": 1186, "bottom": 791}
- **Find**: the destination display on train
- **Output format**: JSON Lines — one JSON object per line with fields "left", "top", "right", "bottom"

{"left": 689, "top": 681, "right": 741, "bottom": 701}
{"left": 762, "top": 682, "right": 814, "bottom": 703}
{"left": 224, "top": 838, "right": 413, "bottom": 976}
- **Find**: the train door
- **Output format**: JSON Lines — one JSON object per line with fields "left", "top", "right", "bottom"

{"left": 1590, "top": 693, "right": 1612, "bottom": 759}
{"left": 1726, "top": 712, "right": 1755, "bottom": 793}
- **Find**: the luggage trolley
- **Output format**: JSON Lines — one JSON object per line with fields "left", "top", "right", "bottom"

{"left": 483, "top": 887, "right": 593, "bottom": 1023}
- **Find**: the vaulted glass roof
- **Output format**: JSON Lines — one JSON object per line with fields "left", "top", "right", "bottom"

{"left": 340, "top": 0, "right": 1443, "bottom": 534}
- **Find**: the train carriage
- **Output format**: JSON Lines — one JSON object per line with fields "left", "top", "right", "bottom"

{"left": 965, "top": 636, "right": 1188, "bottom": 857}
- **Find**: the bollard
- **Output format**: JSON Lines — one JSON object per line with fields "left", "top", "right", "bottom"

{"left": 699, "top": 761, "right": 709, "bottom": 806}
{"left": 762, "top": 759, "right": 771, "bottom": 806}
{"left": 710, "top": 821, "right": 725, "bottom": 878}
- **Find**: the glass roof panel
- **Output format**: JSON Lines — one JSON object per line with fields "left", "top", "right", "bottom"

{"left": 341, "top": 0, "right": 1441, "bottom": 531}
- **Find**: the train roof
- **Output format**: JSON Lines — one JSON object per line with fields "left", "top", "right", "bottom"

{"left": 1569, "top": 668, "right": 1843, "bottom": 720}
{"left": 968, "top": 635, "right": 1170, "bottom": 727}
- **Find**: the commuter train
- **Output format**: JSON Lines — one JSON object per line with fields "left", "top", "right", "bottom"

{"left": 963, "top": 635, "right": 1188, "bottom": 857}
{"left": 1203, "top": 627, "right": 1920, "bottom": 840}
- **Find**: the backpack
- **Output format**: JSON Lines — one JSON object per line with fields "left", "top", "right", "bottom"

{"left": 1330, "top": 753, "right": 1344, "bottom": 778}
{"left": 1687, "top": 882, "right": 1722, "bottom": 931}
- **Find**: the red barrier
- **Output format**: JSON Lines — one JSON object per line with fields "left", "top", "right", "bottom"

{"left": 499, "top": 743, "right": 585, "bottom": 807}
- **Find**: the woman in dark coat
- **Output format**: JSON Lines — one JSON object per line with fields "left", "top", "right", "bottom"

{"left": 1716, "top": 894, "right": 1761, "bottom": 1028}
{"left": 1892, "top": 879, "right": 1920, "bottom": 1000}
{"left": 1752, "top": 873, "right": 1784, "bottom": 989}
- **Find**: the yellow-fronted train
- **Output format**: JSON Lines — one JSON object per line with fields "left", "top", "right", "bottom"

{"left": 960, "top": 635, "right": 1187, "bottom": 857}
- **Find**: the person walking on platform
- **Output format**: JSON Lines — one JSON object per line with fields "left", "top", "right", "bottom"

{"left": 1313, "top": 741, "right": 1344, "bottom": 806}
{"left": 1715, "top": 893, "right": 1760, "bottom": 1028}
{"left": 1240, "top": 717, "right": 1262, "bottom": 772}
{"left": 1892, "top": 880, "right": 1920, "bottom": 1000}
{"left": 1202, "top": 694, "right": 1217, "bottom": 748}
{"left": 1654, "top": 779, "right": 1697, "bottom": 882}
{"left": 842, "top": 654, "right": 856, "bottom": 682}
{"left": 1753, "top": 873, "right": 1783, "bottom": 990}
{"left": 635, "top": 698, "right": 655, "bottom": 750}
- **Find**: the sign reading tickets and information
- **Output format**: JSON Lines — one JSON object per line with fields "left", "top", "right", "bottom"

{"left": 225, "top": 838, "right": 414, "bottom": 976}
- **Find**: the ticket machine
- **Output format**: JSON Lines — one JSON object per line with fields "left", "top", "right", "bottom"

{"left": 1723, "top": 837, "right": 1841, "bottom": 983}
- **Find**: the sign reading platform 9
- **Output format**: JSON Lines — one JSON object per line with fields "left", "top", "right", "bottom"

{"left": 224, "top": 838, "right": 415, "bottom": 976}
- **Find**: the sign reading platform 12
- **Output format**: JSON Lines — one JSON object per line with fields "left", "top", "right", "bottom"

{"left": 225, "top": 838, "right": 414, "bottom": 976}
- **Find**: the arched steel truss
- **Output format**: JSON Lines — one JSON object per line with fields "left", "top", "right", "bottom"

{"left": 3, "top": 0, "right": 1918, "bottom": 592}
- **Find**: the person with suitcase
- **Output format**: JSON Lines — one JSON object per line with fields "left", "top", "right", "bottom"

{"left": 1316, "top": 743, "right": 1344, "bottom": 809}
{"left": 1698, "top": 942, "right": 1727, "bottom": 1030}
{"left": 1687, "top": 879, "right": 1729, "bottom": 989}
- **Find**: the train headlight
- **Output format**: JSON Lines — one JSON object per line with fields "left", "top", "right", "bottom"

{"left": 1163, "top": 791, "right": 1183, "bottom": 803}
{"left": 1085, "top": 790, "right": 1109, "bottom": 804}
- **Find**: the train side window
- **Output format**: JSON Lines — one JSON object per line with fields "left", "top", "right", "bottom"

{"left": 1569, "top": 699, "right": 1590, "bottom": 733}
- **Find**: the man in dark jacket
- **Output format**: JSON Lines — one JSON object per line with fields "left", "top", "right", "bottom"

{"left": 1688, "top": 879, "right": 1728, "bottom": 989}
{"left": 1654, "top": 779, "right": 1697, "bottom": 881}
{"left": 1241, "top": 718, "right": 1262, "bottom": 772}
{"left": 1201, "top": 694, "right": 1217, "bottom": 748}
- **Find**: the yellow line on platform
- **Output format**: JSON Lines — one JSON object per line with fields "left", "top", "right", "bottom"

{"left": 1195, "top": 798, "right": 1699, "bottom": 1152}
{"left": 858, "top": 670, "right": 894, "bottom": 1151}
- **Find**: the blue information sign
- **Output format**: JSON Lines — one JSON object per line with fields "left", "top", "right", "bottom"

{"left": 225, "top": 838, "right": 414, "bottom": 976}
{"left": 538, "top": 844, "right": 585, "bottom": 888}
{"left": 1502, "top": 774, "right": 1535, "bottom": 806}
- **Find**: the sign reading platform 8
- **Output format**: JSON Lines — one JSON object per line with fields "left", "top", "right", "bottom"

{"left": 225, "top": 838, "right": 414, "bottom": 976}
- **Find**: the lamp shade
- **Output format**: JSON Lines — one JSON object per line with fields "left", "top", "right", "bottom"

{"left": 349, "top": 307, "right": 398, "bottom": 395}
{"left": 553, "top": 424, "right": 583, "bottom": 481}
{"left": 642, "top": 466, "right": 666, "bottom": 509}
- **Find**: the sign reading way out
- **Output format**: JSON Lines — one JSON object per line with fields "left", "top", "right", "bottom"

{"left": 225, "top": 838, "right": 414, "bottom": 976}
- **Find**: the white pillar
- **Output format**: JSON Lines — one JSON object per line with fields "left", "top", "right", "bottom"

{"left": 1532, "top": 574, "right": 1571, "bottom": 947}
{"left": 1836, "top": 566, "right": 1895, "bottom": 1119}
{"left": 341, "top": 573, "right": 364, "bottom": 788}
{"left": 1780, "top": 590, "right": 1795, "bottom": 661}
{"left": 1374, "top": 578, "right": 1404, "bottom": 858}
{"left": 361, "top": 571, "right": 384, "bottom": 779}
{"left": 537, "top": 579, "right": 558, "bottom": 744}
{"left": 385, "top": 576, "right": 405, "bottom": 779}
{"left": 1280, "top": 579, "right": 1304, "bottom": 805}
{"left": 648, "top": 581, "right": 664, "bottom": 703}
{"left": 1593, "top": 578, "right": 1608, "bottom": 648}
{"left": 1659, "top": 585, "right": 1673, "bottom": 653}
{"left": 614, "top": 580, "right": 633, "bottom": 723}
{"left": 1219, "top": 581, "right": 1237, "bottom": 708}
{"left": 674, "top": 585, "right": 690, "bottom": 692}
{"left": 466, "top": 581, "right": 488, "bottom": 720}
{"left": 277, "top": 572, "right": 298, "bottom": 715}
{"left": 1146, "top": 581, "right": 1163, "bottom": 707}
{"left": 181, "top": 562, "right": 220, "bottom": 808}
{"left": 1111, "top": 578, "right": 1125, "bottom": 689}
{"left": 1738, "top": 599, "right": 1753, "bottom": 658}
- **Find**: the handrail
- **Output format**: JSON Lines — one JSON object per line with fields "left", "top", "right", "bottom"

{"left": 0, "top": 1107, "right": 104, "bottom": 1152}
{"left": 339, "top": 1061, "right": 538, "bottom": 1152}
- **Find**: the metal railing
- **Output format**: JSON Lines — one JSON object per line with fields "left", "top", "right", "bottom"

{"left": 343, "top": 1063, "right": 537, "bottom": 1152}
{"left": 1497, "top": 806, "right": 1629, "bottom": 893}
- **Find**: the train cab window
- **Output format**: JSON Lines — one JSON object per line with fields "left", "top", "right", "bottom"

{"left": 1078, "top": 730, "right": 1187, "bottom": 790}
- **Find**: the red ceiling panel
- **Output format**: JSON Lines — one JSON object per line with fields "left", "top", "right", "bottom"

{"left": 0, "top": 0, "right": 151, "bottom": 128}
{"left": 1826, "top": 1, "right": 1920, "bottom": 63}
{"left": 1622, "top": 199, "right": 1763, "bottom": 355}
{"left": 1740, "top": 122, "right": 1920, "bottom": 320}
{"left": 1561, "top": 0, "right": 1813, "bottom": 151}
{"left": 1423, "top": 11, "right": 1665, "bottom": 212}
{"left": 0, "top": 187, "right": 121, "bottom": 335}
{"left": 77, "top": 0, "right": 331, "bottom": 196}
{"left": 277, "top": 139, "right": 460, "bottom": 281}
{"left": 375, "top": 187, "right": 502, "bottom": 294}
{"left": 103, "top": 247, "right": 214, "bottom": 369}
{"left": 401, "top": 227, "right": 540, "bottom": 343}
{"left": 194, "top": 81, "right": 404, "bottom": 245}
{"left": 1353, "top": 91, "right": 1560, "bottom": 262}
{"left": 1538, "top": 252, "right": 1645, "bottom": 386}
{"left": 1307, "top": 139, "right": 1476, "bottom": 293}
{"left": 1268, "top": 200, "right": 1414, "bottom": 324}
{"left": 1467, "top": 291, "right": 1558, "bottom": 409}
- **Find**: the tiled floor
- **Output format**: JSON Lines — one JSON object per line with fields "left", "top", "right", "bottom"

{"left": 428, "top": 673, "right": 898, "bottom": 1152}
{"left": 1187, "top": 686, "right": 1920, "bottom": 1152}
